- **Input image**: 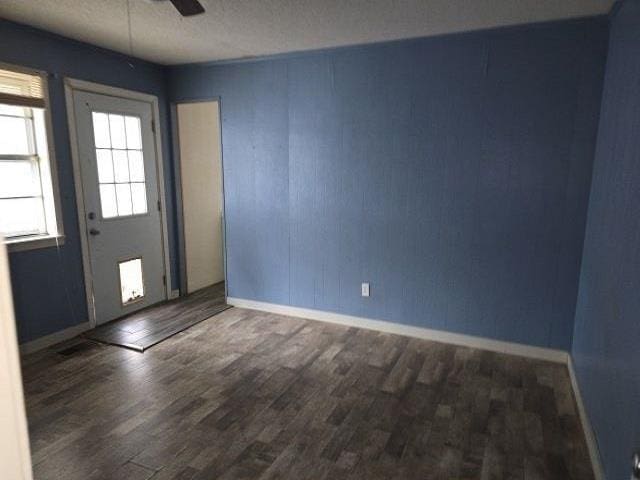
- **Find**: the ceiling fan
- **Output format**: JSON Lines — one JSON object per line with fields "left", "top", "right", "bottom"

{"left": 151, "top": 0, "right": 205, "bottom": 17}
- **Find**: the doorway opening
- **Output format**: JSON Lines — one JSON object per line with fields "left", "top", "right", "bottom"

{"left": 174, "top": 99, "right": 227, "bottom": 299}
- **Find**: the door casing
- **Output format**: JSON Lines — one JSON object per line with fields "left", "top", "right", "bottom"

{"left": 64, "top": 78, "right": 173, "bottom": 328}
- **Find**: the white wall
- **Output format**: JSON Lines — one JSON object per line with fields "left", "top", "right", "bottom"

{"left": 177, "top": 101, "right": 225, "bottom": 293}
{"left": 0, "top": 242, "right": 33, "bottom": 480}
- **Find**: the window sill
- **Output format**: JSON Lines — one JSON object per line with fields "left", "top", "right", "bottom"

{"left": 5, "top": 234, "right": 65, "bottom": 253}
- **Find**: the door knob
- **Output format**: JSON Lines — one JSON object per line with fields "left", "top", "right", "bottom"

{"left": 89, "top": 228, "right": 101, "bottom": 236}
{"left": 633, "top": 452, "right": 640, "bottom": 479}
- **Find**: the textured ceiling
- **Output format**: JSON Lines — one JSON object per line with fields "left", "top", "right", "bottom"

{"left": 0, "top": 0, "right": 615, "bottom": 65}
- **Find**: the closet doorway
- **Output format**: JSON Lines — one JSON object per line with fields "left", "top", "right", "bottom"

{"left": 175, "top": 100, "right": 226, "bottom": 296}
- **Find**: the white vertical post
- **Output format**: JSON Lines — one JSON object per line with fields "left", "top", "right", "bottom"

{"left": 0, "top": 241, "right": 33, "bottom": 480}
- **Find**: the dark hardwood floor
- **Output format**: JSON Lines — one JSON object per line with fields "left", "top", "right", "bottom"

{"left": 85, "top": 282, "right": 228, "bottom": 351}
{"left": 22, "top": 308, "right": 594, "bottom": 479}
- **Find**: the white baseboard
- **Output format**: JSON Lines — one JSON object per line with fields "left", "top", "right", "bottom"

{"left": 19, "top": 321, "right": 91, "bottom": 355}
{"left": 170, "top": 289, "right": 180, "bottom": 300}
{"left": 567, "top": 356, "right": 605, "bottom": 480}
{"left": 226, "top": 297, "right": 568, "bottom": 364}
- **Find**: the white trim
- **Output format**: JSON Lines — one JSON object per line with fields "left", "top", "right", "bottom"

{"left": 567, "top": 356, "right": 605, "bottom": 480}
{"left": 0, "top": 61, "right": 65, "bottom": 248}
{"left": 64, "top": 82, "right": 95, "bottom": 326}
{"left": 65, "top": 78, "right": 161, "bottom": 105}
{"left": 226, "top": 297, "right": 569, "bottom": 363}
{"left": 217, "top": 98, "right": 229, "bottom": 301}
{"left": 0, "top": 243, "right": 33, "bottom": 479}
{"left": 63, "top": 78, "right": 172, "bottom": 328}
{"left": 41, "top": 71, "right": 65, "bottom": 242}
{"left": 6, "top": 234, "right": 65, "bottom": 253}
{"left": 19, "top": 321, "right": 91, "bottom": 356}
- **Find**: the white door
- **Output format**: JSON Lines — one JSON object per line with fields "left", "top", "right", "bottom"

{"left": 72, "top": 91, "right": 166, "bottom": 325}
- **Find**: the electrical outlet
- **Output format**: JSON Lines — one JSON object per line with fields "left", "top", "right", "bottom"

{"left": 361, "top": 282, "right": 370, "bottom": 297}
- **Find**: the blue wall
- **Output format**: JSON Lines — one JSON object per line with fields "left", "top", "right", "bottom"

{"left": 571, "top": 1, "right": 640, "bottom": 478}
{"left": 169, "top": 17, "right": 608, "bottom": 350}
{"left": 4, "top": 8, "right": 636, "bottom": 476}
{"left": 0, "top": 20, "right": 179, "bottom": 343}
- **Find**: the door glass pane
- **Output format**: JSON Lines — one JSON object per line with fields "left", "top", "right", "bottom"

{"left": 128, "top": 150, "right": 144, "bottom": 182}
{"left": 125, "top": 116, "right": 142, "bottom": 149}
{"left": 115, "top": 183, "right": 132, "bottom": 216}
{"left": 99, "top": 184, "right": 117, "bottom": 218}
{"left": 130, "top": 183, "right": 147, "bottom": 214}
{"left": 108, "top": 114, "right": 126, "bottom": 149}
{"left": 0, "top": 159, "right": 41, "bottom": 198}
{"left": 96, "top": 149, "right": 114, "bottom": 183}
{"left": 93, "top": 111, "right": 148, "bottom": 219}
{"left": 112, "top": 150, "right": 129, "bottom": 183}
{"left": 92, "top": 112, "right": 110, "bottom": 149}
{"left": 119, "top": 257, "right": 144, "bottom": 305}
{"left": 0, "top": 197, "right": 45, "bottom": 236}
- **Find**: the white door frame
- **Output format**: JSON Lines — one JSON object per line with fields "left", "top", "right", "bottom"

{"left": 64, "top": 78, "right": 172, "bottom": 328}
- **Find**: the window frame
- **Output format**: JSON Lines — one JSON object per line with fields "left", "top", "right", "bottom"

{"left": 0, "top": 62, "right": 64, "bottom": 252}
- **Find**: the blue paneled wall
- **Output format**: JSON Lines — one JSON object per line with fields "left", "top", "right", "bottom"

{"left": 0, "top": 20, "right": 179, "bottom": 342}
{"left": 571, "top": 1, "right": 640, "bottom": 478}
{"left": 168, "top": 17, "right": 608, "bottom": 350}
{"left": 5, "top": 6, "right": 638, "bottom": 478}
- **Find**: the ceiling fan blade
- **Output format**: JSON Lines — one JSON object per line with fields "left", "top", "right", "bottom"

{"left": 169, "top": 0, "right": 205, "bottom": 16}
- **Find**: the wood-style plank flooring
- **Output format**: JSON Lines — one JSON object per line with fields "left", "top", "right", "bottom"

{"left": 85, "top": 282, "right": 228, "bottom": 351}
{"left": 22, "top": 308, "right": 594, "bottom": 479}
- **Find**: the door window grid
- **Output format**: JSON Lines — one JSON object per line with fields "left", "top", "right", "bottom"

{"left": 92, "top": 112, "right": 147, "bottom": 218}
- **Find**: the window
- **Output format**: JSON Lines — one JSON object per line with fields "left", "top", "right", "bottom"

{"left": 0, "top": 66, "right": 62, "bottom": 249}
{"left": 92, "top": 112, "right": 147, "bottom": 218}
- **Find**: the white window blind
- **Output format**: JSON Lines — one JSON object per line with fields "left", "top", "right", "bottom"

{"left": 0, "top": 68, "right": 45, "bottom": 109}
